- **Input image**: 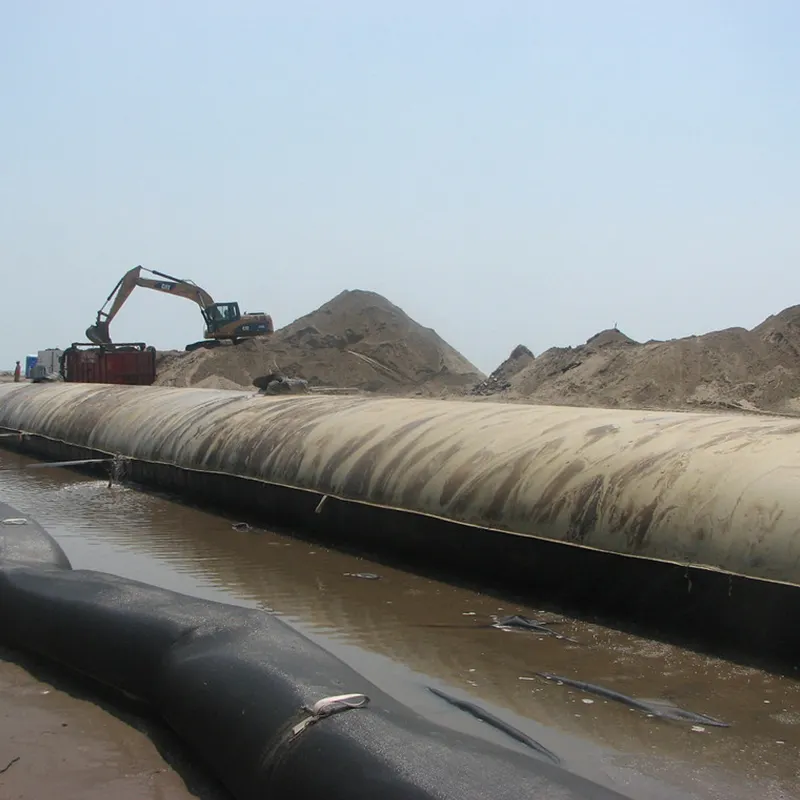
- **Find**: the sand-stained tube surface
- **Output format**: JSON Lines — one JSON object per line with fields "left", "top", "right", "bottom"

{"left": 0, "top": 381, "right": 799, "bottom": 584}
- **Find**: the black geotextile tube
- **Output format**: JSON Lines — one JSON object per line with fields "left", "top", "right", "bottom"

{"left": 0, "top": 510, "right": 631, "bottom": 800}
{"left": 0, "top": 501, "right": 71, "bottom": 570}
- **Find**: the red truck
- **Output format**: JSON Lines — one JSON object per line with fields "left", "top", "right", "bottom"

{"left": 60, "top": 343, "right": 156, "bottom": 386}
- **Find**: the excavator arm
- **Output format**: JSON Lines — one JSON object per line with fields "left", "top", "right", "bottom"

{"left": 86, "top": 266, "right": 216, "bottom": 344}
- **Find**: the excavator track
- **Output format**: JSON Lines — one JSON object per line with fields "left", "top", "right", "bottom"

{"left": 185, "top": 340, "right": 224, "bottom": 353}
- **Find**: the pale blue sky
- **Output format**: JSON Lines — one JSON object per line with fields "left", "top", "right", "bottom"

{"left": 2, "top": 1, "right": 798, "bottom": 373}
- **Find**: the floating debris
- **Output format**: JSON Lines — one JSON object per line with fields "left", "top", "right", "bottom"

{"left": 0, "top": 756, "right": 20, "bottom": 774}
{"left": 535, "top": 672, "right": 730, "bottom": 728}
{"left": 427, "top": 686, "right": 559, "bottom": 764}
{"left": 492, "top": 615, "right": 579, "bottom": 643}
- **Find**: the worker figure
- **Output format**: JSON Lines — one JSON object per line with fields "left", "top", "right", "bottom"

{"left": 13, "top": 361, "right": 21, "bottom": 382}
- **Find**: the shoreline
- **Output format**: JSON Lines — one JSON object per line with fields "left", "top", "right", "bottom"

{"left": 0, "top": 646, "right": 229, "bottom": 800}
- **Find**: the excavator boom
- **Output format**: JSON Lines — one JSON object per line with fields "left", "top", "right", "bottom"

{"left": 86, "top": 265, "right": 273, "bottom": 348}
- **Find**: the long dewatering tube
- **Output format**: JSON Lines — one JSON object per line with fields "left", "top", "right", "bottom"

{"left": 0, "top": 502, "right": 631, "bottom": 800}
{"left": 2, "top": 382, "right": 800, "bottom": 664}
{"left": 2, "top": 381, "right": 800, "bottom": 583}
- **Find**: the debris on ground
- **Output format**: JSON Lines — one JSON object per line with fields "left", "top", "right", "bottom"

{"left": 252, "top": 373, "right": 310, "bottom": 395}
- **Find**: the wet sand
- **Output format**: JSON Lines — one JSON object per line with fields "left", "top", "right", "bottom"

{"left": 1, "top": 447, "right": 799, "bottom": 799}
{"left": 0, "top": 647, "right": 229, "bottom": 800}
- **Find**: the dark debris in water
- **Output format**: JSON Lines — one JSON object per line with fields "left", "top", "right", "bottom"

{"left": 492, "top": 615, "right": 579, "bottom": 643}
{"left": 535, "top": 672, "right": 730, "bottom": 728}
{"left": 231, "top": 522, "right": 253, "bottom": 532}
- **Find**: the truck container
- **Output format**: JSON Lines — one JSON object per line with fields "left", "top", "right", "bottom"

{"left": 24, "top": 355, "right": 38, "bottom": 378}
{"left": 60, "top": 343, "right": 156, "bottom": 386}
{"left": 37, "top": 348, "right": 64, "bottom": 375}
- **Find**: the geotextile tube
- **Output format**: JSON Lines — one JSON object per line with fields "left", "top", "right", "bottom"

{"left": 0, "top": 503, "right": 631, "bottom": 800}
{"left": 1, "top": 382, "right": 800, "bottom": 662}
{"left": 0, "top": 501, "right": 71, "bottom": 570}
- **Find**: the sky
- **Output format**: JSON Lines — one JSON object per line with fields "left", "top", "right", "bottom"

{"left": 2, "top": 1, "right": 799, "bottom": 374}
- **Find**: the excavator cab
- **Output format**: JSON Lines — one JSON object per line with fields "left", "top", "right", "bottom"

{"left": 202, "top": 302, "right": 242, "bottom": 334}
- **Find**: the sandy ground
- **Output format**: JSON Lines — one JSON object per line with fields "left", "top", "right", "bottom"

{"left": 0, "top": 646, "right": 229, "bottom": 800}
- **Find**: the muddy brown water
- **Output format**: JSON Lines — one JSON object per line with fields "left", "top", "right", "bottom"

{"left": 1, "top": 449, "right": 798, "bottom": 799}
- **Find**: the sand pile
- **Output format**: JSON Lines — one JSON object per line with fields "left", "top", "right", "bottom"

{"left": 472, "top": 345, "right": 534, "bottom": 396}
{"left": 155, "top": 290, "right": 483, "bottom": 394}
{"left": 474, "top": 307, "right": 800, "bottom": 414}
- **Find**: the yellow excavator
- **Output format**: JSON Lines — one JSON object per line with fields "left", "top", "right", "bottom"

{"left": 86, "top": 266, "right": 274, "bottom": 352}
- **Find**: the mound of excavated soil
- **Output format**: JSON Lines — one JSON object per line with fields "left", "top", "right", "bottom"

{"left": 155, "top": 290, "right": 483, "bottom": 394}
{"left": 474, "top": 307, "right": 800, "bottom": 414}
{"left": 473, "top": 345, "right": 534, "bottom": 396}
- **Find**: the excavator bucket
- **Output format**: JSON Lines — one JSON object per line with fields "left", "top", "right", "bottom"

{"left": 86, "top": 320, "right": 111, "bottom": 345}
